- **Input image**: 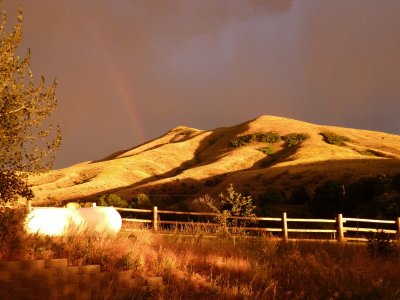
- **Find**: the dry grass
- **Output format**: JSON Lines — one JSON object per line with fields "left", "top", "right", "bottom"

{"left": 138, "top": 234, "right": 400, "bottom": 299}
{"left": 2, "top": 212, "right": 400, "bottom": 299}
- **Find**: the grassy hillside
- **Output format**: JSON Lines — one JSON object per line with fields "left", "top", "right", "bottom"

{"left": 29, "top": 115, "right": 400, "bottom": 209}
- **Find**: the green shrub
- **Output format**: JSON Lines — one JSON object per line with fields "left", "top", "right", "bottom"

{"left": 230, "top": 135, "right": 253, "bottom": 147}
{"left": 257, "top": 146, "right": 275, "bottom": 156}
{"left": 252, "top": 131, "right": 280, "bottom": 143}
{"left": 131, "top": 193, "right": 152, "bottom": 209}
{"left": 230, "top": 131, "right": 280, "bottom": 147}
{"left": 282, "top": 133, "right": 309, "bottom": 147}
{"left": 98, "top": 194, "right": 129, "bottom": 208}
{"left": 320, "top": 131, "right": 350, "bottom": 146}
{"left": 199, "top": 184, "right": 256, "bottom": 236}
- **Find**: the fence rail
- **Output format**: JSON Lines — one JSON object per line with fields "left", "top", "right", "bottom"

{"left": 117, "top": 206, "right": 400, "bottom": 242}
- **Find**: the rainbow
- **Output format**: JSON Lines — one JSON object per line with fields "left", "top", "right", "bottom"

{"left": 96, "top": 34, "right": 146, "bottom": 143}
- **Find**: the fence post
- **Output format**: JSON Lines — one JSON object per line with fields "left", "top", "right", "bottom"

{"left": 153, "top": 206, "right": 158, "bottom": 232}
{"left": 282, "top": 212, "right": 288, "bottom": 241}
{"left": 337, "top": 214, "right": 344, "bottom": 242}
{"left": 396, "top": 217, "right": 400, "bottom": 240}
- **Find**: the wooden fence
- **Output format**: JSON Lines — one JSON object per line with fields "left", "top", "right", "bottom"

{"left": 4, "top": 203, "right": 399, "bottom": 242}
{"left": 117, "top": 206, "right": 400, "bottom": 242}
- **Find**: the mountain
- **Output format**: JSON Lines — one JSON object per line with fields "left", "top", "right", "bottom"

{"left": 29, "top": 115, "right": 400, "bottom": 207}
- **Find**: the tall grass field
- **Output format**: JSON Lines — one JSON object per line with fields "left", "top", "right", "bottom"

{"left": 1, "top": 208, "right": 400, "bottom": 299}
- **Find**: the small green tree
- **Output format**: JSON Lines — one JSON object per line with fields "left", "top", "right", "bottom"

{"left": 0, "top": 7, "right": 61, "bottom": 205}
{"left": 98, "top": 194, "right": 129, "bottom": 208}
{"left": 131, "top": 193, "right": 152, "bottom": 209}
{"left": 200, "top": 184, "right": 257, "bottom": 236}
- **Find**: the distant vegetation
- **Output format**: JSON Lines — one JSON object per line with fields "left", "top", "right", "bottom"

{"left": 257, "top": 146, "right": 275, "bottom": 155}
{"left": 131, "top": 193, "right": 153, "bottom": 209}
{"left": 97, "top": 172, "right": 400, "bottom": 221}
{"left": 230, "top": 131, "right": 280, "bottom": 147}
{"left": 98, "top": 193, "right": 156, "bottom": 210}
{"left": 256, "top": 173, "right": 400, "bottom": 219}
{"left": 230, "top": 131, "right": 309, "bottom": 149}
{"left": 320, "top": 131, "right": 350, "bottom": 146}
{"left": 98, "top": 194, "right": 129, "bottom": 208}
{"left": 281, "top": 133, "right": 309, "bottom": 147}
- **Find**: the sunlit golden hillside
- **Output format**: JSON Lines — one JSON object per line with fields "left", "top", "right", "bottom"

{"left": 29, "top": 115, "right": 400, "bottom": 206}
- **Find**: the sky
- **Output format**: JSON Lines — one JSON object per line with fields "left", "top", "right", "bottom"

{"left": 2, "top": 0, "right": 400, "bottom": 169}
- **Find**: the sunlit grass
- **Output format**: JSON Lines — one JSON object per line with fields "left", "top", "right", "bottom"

{"left": 2, "top": 210, "right": 400, "bottom": 299}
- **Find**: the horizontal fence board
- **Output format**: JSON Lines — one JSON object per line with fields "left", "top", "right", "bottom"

{"left": 287, "top": 218, "right": 336, "bottom": 223}
{"left": 122, "top": 218, "right": 152, "bottom": 223}
{"left": 254, "top": 217, "right": 282, "bottom": 221}
{"left": 116, "top": 208, "right": 152, "bottom": 213}
{"left": 288, "top": 229, "right": 337, "bottom": 233}
{"left": 345, "top": 237, "right": 369, "bottom": 242}
{"left": 242, "top": 227, "right": 282, "bottom": 232}
{"left": 158, "top": 210, "right": 217, "bottom": 217}
{"left": 343, "top": 218, "right": 395, "bottom": 224}
{"left": 344, "top": 227, "right": 397, "bottom": 234}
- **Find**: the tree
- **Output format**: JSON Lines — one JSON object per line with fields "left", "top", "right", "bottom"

{"left": 310, "top": 181, "right": 344, "bottom": 218}
{"left": 0, "top": 8, "right": 60, "bottom": 205}
{"left": 98, "top": 194, "right": 129, "bottom": 208}
{"left": 200, "top": 184, "right": 257, "bottom": 236}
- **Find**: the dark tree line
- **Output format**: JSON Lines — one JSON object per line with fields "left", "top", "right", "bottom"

{"left": 256, "top": 173, "right": 400, "bottom": 219}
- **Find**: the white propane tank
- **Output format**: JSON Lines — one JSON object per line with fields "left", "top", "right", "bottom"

{"left": 25, "top": 207, "right": 122, "bottom": 236}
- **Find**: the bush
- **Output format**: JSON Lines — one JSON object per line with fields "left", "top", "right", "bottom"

{"left": 310, "top": 181, "right": 344, "bottom": 217}
{"left": 320, "top": 131, "right": 350, "bottom": 146}
{"left": 230, "top": 131, "right": 280, "bottom": 147}
{"left": 281, "top": 133, "right": 309, "bottom": 147}
{"left": 131, "top": 193, "right": 152, "bottom": 209}
{"left": 252, "top": 131, "right": 280, "bottom": 143}
{"left": 257, "top": 146, "right": 275, "bottom": 156}
{"left": 98, "top": 194, "right": 129, "bottom": 208}
{"left": 345, "top": 177, "right": 385, "bottom": 211}
{"left": 199, "top": 184, "right": 256, "bottom": 236}
{"left": 230, "top": 135, "right": 253, "bottom": 147}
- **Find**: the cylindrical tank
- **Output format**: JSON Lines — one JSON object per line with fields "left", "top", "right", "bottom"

{"left": 25, "top": 207, "right": 122, "bottom": 236}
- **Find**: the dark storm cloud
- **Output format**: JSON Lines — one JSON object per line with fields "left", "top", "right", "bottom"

{"left": 1, "top": 1, "right": 399, "bottom": 168}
